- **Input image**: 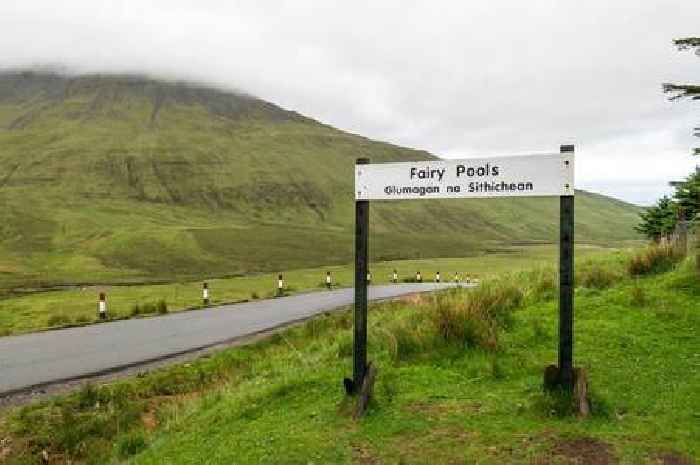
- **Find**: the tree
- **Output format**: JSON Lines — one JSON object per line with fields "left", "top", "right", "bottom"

{"left": 673, "top": 170, "right": 700, "bottom": 221}
{"left": 662, "top": 37, "right": 699, "bottom": 156}
{"left": 636, "top": 196, "right": 677, "bottom": 241}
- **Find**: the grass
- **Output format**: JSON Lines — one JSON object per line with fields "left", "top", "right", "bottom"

{"left": 628, "top": 242, "right": 687, "bottom": 276}
{"left": 1, "top": 251, "right": 697, "bottom": 464}
{"left": 0, "top": 243, "right": 623, "bottom": 336}
{"left": 0, "top": 72, "right": 642, "bottom": 295}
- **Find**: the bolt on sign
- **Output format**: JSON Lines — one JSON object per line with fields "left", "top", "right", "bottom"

{"left": 346, "top": 147, "right": 577, "bottom": 398}
{"left": 355, "top": 153, "right": 574, "bottom": 200}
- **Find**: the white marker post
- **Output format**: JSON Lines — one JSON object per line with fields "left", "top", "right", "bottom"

{"left": 392, "top": 270, "right": 398, "bottom": 283}
{"left": 98, "top": 292, "right": 107, "bottom": 320}
{"left": 277, "top": 274, "right": 284, "bottom": 297}
{"left": 366, "top": 271, "right": 372, "bottom": 284}
{"left": 416, "top": 271, "right": 422, "bottom": 283}
{"left": 326, "top": 271, "right": 332, "bottom": 290}
{"left": 202, "top": 282, "right": 209, "bottom": 306}
{"left": 435, "top": 271, "right": 441, "bottom": 283}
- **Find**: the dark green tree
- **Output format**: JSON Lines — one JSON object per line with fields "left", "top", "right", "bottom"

{"left": 673, "top": 170, "right": 700, "bottom": 221}
{"left": 663, "top": 37, "right": 700, "bottom": 156}
{"left": 636, "top": 196, "right": 677, "bottom": 241}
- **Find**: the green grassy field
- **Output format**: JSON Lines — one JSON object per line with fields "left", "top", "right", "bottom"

{"left": 0, "top": 72, "right": 641, "bottom": 294}
{"left": 0, "top": 243, "right": 629, "bottom": 336}
{"left": 2, "top": 247, "right": 697, "bottom": 464}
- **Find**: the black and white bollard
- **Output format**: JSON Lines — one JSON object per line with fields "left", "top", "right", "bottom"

{"left": 202, "top": 282, "right": 209, "bottom": 306}
{"left": 416, "top": 271, "right": 422, "bottom": 283}
{"left": 366, "top": 271, "right": 372, "bottom": 284}
{"left": 435, "top": 271, "right": 441, "bottom": 283}
{"left": 326, "top": 271, "right": 332, "bottom": 289}
{"left": 98, "top": 292, "right": 107, "bottom": 320}
{"left": 392, "top": 269, "right": 398, "bottom": 284}
{"left": 454, "top": 272, "right": 460, "bottom": 283}
{"left": 277, "top": 274, "right": 284, "bottom": 296}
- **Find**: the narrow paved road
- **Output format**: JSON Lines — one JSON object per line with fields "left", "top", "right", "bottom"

{"left": 0, "top": 283, "right": 467, "bottom": 395}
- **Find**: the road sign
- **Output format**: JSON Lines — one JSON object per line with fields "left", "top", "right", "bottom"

{"left": 355, "top": 153, "right": 574, "bottom": 200}
{"left": 347, "top": 146, "right": 577, "bottom": 395}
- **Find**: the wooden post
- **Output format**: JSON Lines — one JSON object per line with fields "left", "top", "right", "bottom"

{"left": 559, "top": 144, "right": 575, "bottom": 390}
{"left": 353, "top": 158, "right": 370, "bottom": 392}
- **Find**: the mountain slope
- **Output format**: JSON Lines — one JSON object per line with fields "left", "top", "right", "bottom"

{"left": 0, "top": 71, "right": 641, "bottom": 290}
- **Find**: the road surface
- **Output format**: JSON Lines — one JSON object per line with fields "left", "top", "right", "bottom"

{"left": 0, "top": 283, "right": 467, "bottom": 396}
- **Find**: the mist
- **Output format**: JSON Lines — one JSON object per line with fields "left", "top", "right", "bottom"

{"left": 1, "top": 0, "right": 698, "bottom": 204}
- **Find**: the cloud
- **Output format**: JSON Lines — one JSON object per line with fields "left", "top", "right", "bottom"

{"left": 1, "top": 0, "right": 698, "bottom": 205}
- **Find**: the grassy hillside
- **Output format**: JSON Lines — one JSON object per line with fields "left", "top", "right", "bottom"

{"left": 2, "top": 250, "right": 697, "bottom": 464}
{"left": 0, "top": 71, "right": 641, "bottom": 292}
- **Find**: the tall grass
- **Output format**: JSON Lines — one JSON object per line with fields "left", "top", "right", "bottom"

{"left": 378, "top": 280, "right": 524, "bottom": 362}
{"left": 628, "top": 243, "right": 685, "bottom": 276}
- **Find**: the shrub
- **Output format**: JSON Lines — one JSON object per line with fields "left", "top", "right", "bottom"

{"left": 47, "top": 313, "right": 72, "bottom": 327}
{"left": 628, "top": 243, "right": 685, "bottom": 276}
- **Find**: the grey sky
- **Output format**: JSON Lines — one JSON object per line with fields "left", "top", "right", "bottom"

{"left": 1, "top": 0, "right": 698, "bottom": 205}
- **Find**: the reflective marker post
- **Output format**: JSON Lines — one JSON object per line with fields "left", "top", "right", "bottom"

{"left": 98, "top": 292, "right": 107, "bottom": 320}
{"left": 277, "top": 274, "right": 284, "bottom": 297}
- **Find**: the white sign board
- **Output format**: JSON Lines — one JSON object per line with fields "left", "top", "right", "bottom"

{"left": 355, "top": 153, "right": 574, "bottom": 200}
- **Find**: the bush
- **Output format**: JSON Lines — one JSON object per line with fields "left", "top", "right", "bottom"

{"left": 47, "top": 313, "right": 72, "bottom": 327}
{"left": 628, "top": 243, "right": 685, "bottom": 276}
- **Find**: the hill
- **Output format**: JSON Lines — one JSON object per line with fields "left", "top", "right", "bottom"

{"left": 0, "top": 71, "right": 641, "bottom": 291}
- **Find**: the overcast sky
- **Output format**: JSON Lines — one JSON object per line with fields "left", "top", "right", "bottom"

{"left": 1, "top": 1, "right": 698, "bottom": 205}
